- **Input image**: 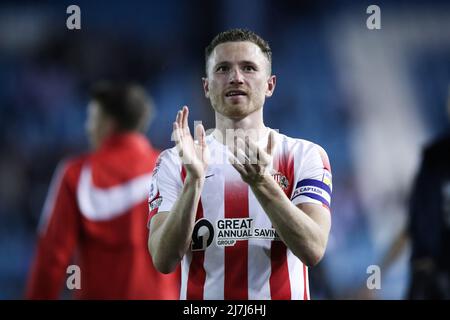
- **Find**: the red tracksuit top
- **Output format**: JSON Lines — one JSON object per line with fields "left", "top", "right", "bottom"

{"left": 26, "top": 132, "right": 180, "bottom": 299}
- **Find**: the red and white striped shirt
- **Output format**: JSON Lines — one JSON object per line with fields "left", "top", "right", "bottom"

{"left": 148, "top": 130, "right": 332, "bottom": 300}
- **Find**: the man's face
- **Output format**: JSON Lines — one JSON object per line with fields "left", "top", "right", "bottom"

{"left": 85, "top": 101, "right": 112, "bottom": 149}
{"left": 203, "top": 41, "right": 276, "bottom": 120}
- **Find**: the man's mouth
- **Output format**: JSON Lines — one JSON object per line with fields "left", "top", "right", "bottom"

{"left": 225, "top": 90, "right": 247, "bottom": 97}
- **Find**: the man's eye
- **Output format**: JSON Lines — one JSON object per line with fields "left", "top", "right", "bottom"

{"left": 243, "top": 65, "right": 256, "bottom": 72}
{"left": 216, "top": 66, "right": 228, "bottom": 72}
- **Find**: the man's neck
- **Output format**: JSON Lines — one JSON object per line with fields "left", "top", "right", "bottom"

{"left": 212, "top": 108, "right": 269, "bottom": 145}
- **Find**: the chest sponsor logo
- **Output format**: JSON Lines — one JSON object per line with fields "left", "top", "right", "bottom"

{"left": 216, "top": 218, "right": 280, "bottom": 247}
{"left": 191, "top": 218, "right": 281, "bottom": 250}
{"left": 192, "top": 219, "right": 215, "bottom": 251}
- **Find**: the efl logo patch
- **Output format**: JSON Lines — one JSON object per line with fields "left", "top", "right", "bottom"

{"left": 322, "top": 170, "right": 332, "bottom": 188}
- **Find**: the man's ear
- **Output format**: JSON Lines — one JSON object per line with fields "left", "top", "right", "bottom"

{"left": 202, "top": 77, "right": 210, "bottom": 98}
{"left": 266, "top": 75, "right": 276, "bottom": 97}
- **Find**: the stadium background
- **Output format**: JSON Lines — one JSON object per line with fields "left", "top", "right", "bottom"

{"left": 0, "top": 0, "right": 449, "bottom": 299}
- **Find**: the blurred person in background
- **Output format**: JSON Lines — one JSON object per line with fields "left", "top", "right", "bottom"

{"left": 25, "top": 82, "right": 180, "bottom": 299}
{"left": 407, "top": 86, "right": 450, "bottom": 299}
{"left": 355, "top": 87, "right": 450, "bottom": 300}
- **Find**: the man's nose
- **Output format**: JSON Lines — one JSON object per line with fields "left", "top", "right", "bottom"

{"left": 229, "top": 67, "right": 244, "bottom": 84}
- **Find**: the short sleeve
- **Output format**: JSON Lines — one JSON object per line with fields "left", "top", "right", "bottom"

{"left": 290, "top": 144, "right": 332, "bottom": 209}
{"left": 147, "top": 149, "right": 182, "bottom": 227}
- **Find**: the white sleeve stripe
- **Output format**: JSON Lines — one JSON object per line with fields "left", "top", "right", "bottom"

{"left": 77, "top": 165, "right": 152, "bottom": 221}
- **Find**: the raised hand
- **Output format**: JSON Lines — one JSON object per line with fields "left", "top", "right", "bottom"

{"left": 173, "top": 106, "right": 209, "bottom": 180}
{"left": 228, "top": 130, "right": 277, "bottom": 186}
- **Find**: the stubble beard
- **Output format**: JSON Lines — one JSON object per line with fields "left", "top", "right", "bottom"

{"left": 211, "top": 94, "right": 263, "bottom": 120}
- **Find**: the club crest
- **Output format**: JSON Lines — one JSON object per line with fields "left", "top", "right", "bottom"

{"left": 272, "top": 172, "right": 289, "bottom": 190}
